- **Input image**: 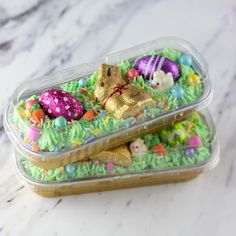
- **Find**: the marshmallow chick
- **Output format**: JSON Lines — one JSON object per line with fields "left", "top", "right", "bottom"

{"left": 151, "top": 70, "right": 174, "bottom": 92}
{"left": 130, "top": 138, "right": 148, "bottom": 157}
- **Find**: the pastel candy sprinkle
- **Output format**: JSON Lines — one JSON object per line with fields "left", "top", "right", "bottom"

{"left": 78, "top": 78, "right": 87, "bottom": 87}
{"left": 65, "top": 164, "right": 76, "bottom": 174}
{"left": 179, "top": 54, "right": 192, "bottom": 66}
{"left": 26, "top": 100, "right": 38, "bottom": 110}
{"left": 26, "top": 126, "right": 41, "bottom": 141}
{"left": 188, "top": 136, "right": 202, "bottom": 149}
{"left": 106, "top": 162, "right": 115, "bottom": 171}
{"left": 54, "top": 116, "right": 67, "bottom": 128}
{"left": 185, "top": 148, "right": 195, "bottom": 157}
{"left": 171, "top": 86, "right": 184, "bottom": 98}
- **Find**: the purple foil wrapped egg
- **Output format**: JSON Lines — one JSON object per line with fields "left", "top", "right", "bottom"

{"left": 134, "top": 55, "right": 179, "bottom": 81}
{"left": 39, "top": 89, "right": 83, "bottom": 121}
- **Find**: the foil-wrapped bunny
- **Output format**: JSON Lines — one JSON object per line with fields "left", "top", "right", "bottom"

{"left": 95, "top": 64, "right": 155, "bottom": 119}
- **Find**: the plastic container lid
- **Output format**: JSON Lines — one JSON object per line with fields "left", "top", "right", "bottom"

{"left": 4, "top": 37, "right": 212, "bottom": 169}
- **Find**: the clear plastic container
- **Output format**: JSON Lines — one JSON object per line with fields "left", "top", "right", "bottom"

{"left": 14, "top": 110, "right": 220, "bottom": 197}
{"left": 4, "top": 37, "right": 212, "bottom": 169}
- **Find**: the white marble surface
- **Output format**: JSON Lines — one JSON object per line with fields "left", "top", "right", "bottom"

{"left": 0, "top": 0, "right": 236, "bottom": 235}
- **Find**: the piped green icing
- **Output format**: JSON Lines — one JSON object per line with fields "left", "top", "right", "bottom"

{"left": 10, "top": 48, "right": 204, "bottom": 153}
{"left": 20, "top": 113, "right": 212, "bottom": 183}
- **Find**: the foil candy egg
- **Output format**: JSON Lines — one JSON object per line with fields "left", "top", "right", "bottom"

{"left": 39, "top": 89, "right": 83, "bottom": 121}
{"left": 134, "top": 55, "right": 179, "bottom": 81}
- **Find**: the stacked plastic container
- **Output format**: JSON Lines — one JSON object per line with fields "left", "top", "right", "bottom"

{"left": 4, "top": 37, "right": 220, "bottom": 197}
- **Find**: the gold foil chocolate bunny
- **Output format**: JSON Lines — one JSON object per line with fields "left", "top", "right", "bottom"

{"left": 95, "top": 64, "right": 155, "bottom": 119}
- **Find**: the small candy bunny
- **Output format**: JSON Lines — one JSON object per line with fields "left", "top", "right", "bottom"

{"left": 130, "top": 138, "right": 148, "bottom": 157}
{"left": 150, "top": 70, "right": 174, "bottom": 92}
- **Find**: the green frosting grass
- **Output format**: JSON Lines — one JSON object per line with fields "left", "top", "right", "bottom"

{"left": 11, "top": 48, "right": 204, "bottom": 152}
{"left": 20, "top": 112, "right": 212, "bottom": 183}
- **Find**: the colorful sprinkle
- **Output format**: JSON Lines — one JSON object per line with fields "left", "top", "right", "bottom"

{"left": 188, "top": 136, "right": 202, "bottom": 149}
{"left": 126, "top": 68, "right": 139, "bottom": 80}
{"left": 151, "top": 144, "right": 167, "bottom": 156}
{"left": 65, "top": 164, "right": 76, "bottom": 174}
{"left": 82, "top": 109, "right": 95, "bottom": 121}
{"left": 188, "top": 74, "right": 200, "bottom": 85}
{"left": 179, "top": 54, "right": 192, "bottom": 66}
{"left": 78, "top": 78, "right": 87, "bottom": 87}
{"left": 106, "top": 162, "right": 115, "bottom": 171}
{"left": 185, "top": 148, "right": 195, "bottom": 157}
{"left": 54, "top": 116, "right": 67, "bottom": 128}
{"left": 32, "top": 143, "right": 40, "bottom": 152}
{"left": 171, "top": 86, "right": 184, "bottom": 98}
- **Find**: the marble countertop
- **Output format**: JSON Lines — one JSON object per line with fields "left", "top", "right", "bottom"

{"left": 0, "top": 0, "right": 236, "bottom": 235}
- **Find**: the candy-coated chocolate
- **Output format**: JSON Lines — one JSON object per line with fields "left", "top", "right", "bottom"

{"left": 126, "top": 68, "right": 139, "bottom": 80}
{"left": 54, "top": 116, "right": 67, "bottom": 128}
{"left": 134, "top": 55, "right": 179, "bottom": 80}
{"left": 179, "top": 54, "right": 192, "bottom": 66}
{"left": 188, "top": 74, "right": 200, "bottom": 85}
{"left": 106, "top": 162, "right": 115, "bottom": 171}
{"left": 188, "top": 136, "right": 202, "bottom": 149}
{"left": 39, "top": 89, "right": 83, "bottom": 121}
{"left": 26, "top": 100, "right": 38, "bottom": 110}
{"left": 65, "top": 164, "right": 76, "bottom": 174}
{"left": 78, "top": 78, "right": 87, "bottom": 87}
{"left": 26, "top": 126, "right": 41, "bottom": 141}
{"left": 171, "top": 86, "right": 184, "bottom": 98}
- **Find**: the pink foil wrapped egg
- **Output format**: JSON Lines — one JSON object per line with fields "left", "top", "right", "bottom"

{"left": 39, "top": 89, "right": 83, "bottom": 121}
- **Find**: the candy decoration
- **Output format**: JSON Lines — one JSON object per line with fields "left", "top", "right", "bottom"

{"left": 39, "top": 89, "right": 83, "bottom": 121}
{"left": 90, "top": 145, "right": 132, "bottom": 167}
{"left": 32, "top": 143, "right": 40, "bottom": 152}
{"left": 78, "top": 78, "right": 87, "bottom": 87}
{"left": 188, "top": 136, "right": 202, "bottom": 149}
{"left": 54, "top": 116, "right": 67, "bottom": 128}
{"left": 65, "top": 164, "right": 76, "bottom": 174}
{"left": 126, "top": 68, "right": 140, "bottom": 80}
{"left": 151, "top": 70, "right": 174, "bottom": 91}
{"left": 179, "top": 54, "right": 192, "bottom": 66}
{"left": 134, "top": 55, "right": 179, "bottom": 80}
{"left": 82, "top": 109, "right": 95, "bottom": 121}
{"left": 130, "top": 138, "right": 147, "bottom": 156}
{"left": 95, "top": 64, "right": 155, "bottom": 119}
{"left": 185, "top": 148, "right": 195, "bottom": 157}
{"left": 32, "top": 108, "right": 45, "bottom": 124}
{"left": 151, "top": 144, "right": 167, "bottom": 156}
{"left": 171, "top": 86, "right": 184, "bottom": 98}
{"left": 106, "top": 162, "right": 115, "bottom": 171}
{"left": 26, "top": 100, "right": 38, "bottom": 110}
{"left": 188, "top": 74, "right": 200, "bottom": 85}
{"left": 26, "top": 126, "right": 41, "bottom": 141}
